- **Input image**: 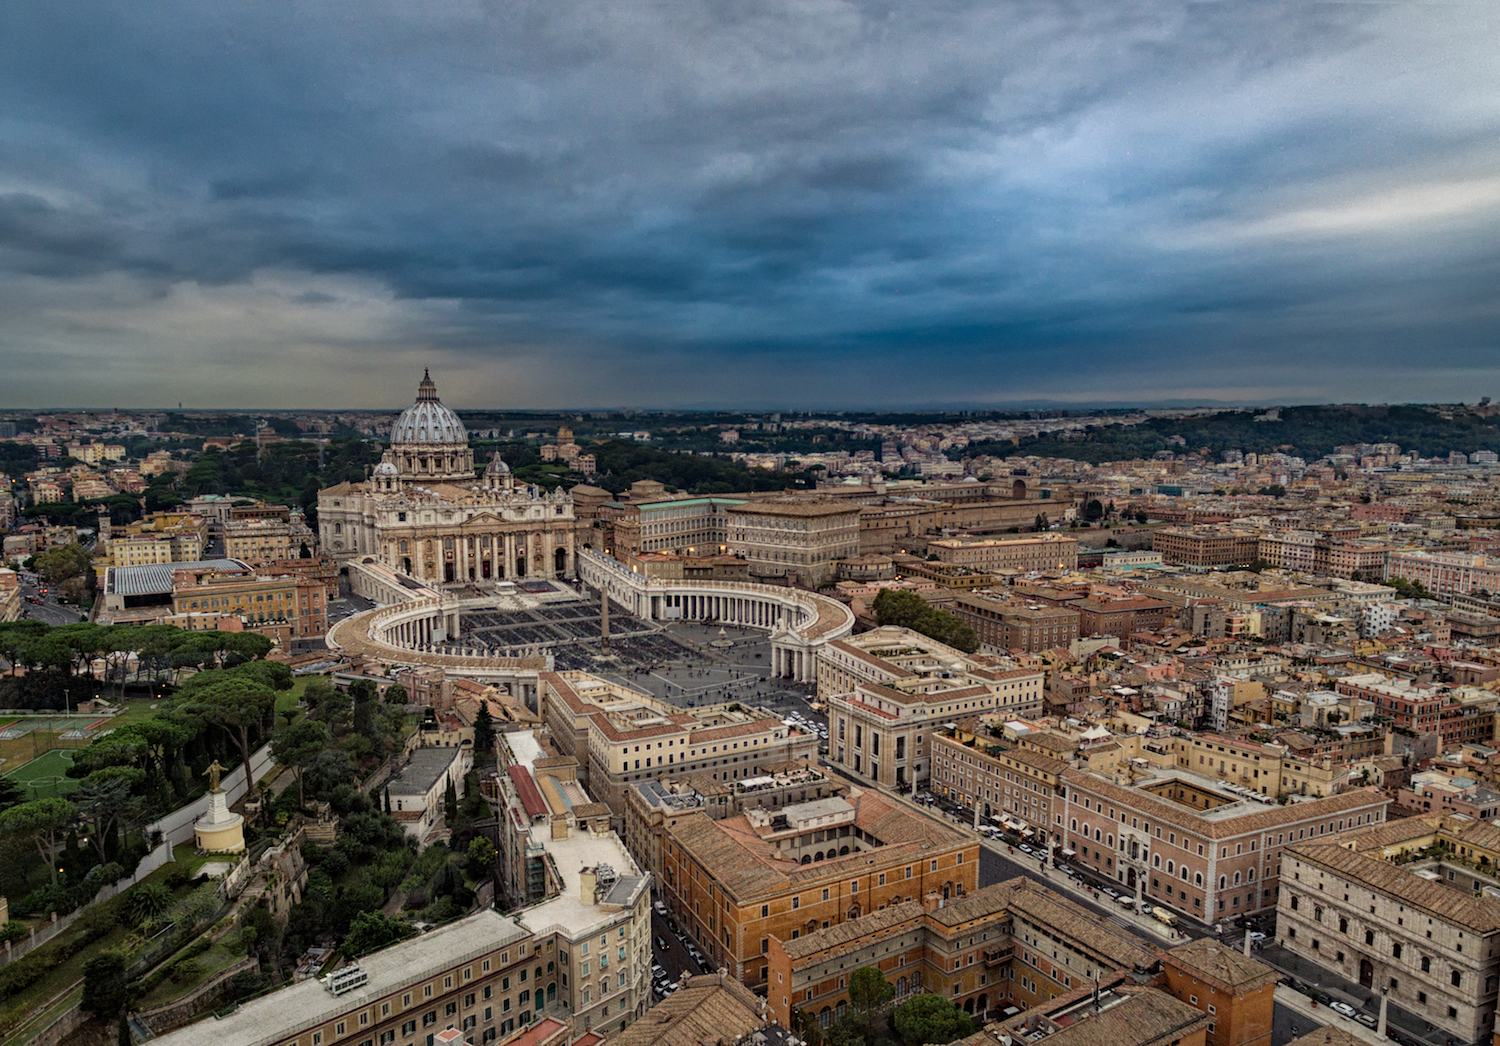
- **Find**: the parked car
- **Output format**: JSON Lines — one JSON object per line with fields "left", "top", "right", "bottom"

{"left": 1329, "top": 1002, "right": 1358, "bottom": 1020}
{"left": 654, "top": 900, "right": 667, "bottom": 916}
{"left": 1247, "top": 931, "right": 1267, "bottom": 943}
{"left": 1356, "top": 1013, "right": 1379, "bottom": 1029}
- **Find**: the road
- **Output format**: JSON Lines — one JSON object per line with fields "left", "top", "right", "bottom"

{"left": 15, "top": 574, "right": 86, "bottom": 626}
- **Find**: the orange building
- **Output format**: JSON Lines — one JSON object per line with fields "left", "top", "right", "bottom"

{"left": 1162, "top": 940, "right": 1278, "bottom": 1046}
{"left": 764, "top": 877, "right": 1158, "bottom": 1030}
{"left": 659, "top": 790, "right": 977, "bottom": 990}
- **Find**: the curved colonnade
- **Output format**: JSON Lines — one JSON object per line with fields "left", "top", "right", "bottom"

{"left": 576, "top": 549, "right": 854, "bottom": 682}
{"left": 328, "top": 551, "right": 855, "bottom": 689}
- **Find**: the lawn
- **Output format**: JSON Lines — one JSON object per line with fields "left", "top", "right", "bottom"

{"left": 133, "top": 939, "right": 245, "bottom": 1011}
{"left": 3, "top": 746, "right": 80, "bottom": 796}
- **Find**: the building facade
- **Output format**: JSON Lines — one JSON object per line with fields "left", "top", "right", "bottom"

{"left": 318, "top": 371, "right": 583, "bottom": 583}
{"left": 660, "top": 791, "right": 977, "bottom": 989}
{"left": 820, "top": 628, "right": 1045, "bottom": 791}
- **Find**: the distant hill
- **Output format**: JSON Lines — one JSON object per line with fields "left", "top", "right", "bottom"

{"left": 958, "top": 404, "right": 1500, "bottom": 464}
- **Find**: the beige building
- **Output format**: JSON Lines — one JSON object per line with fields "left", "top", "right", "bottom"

{"left": 318, "top": 371, "right": 583, "bottom": 583}
{"left": 927, "top": 533, "right": 1080, "bottom": 573}
{"left": 819, "top": 627, "right": 1045, "bottom": 790}
{"left": 1278, "top": 834, "right": 1500, "bottom": 1046}
{"left": 725, "top": 500, "right": 862, "bottom": 587}
{"left": 1059, "top": 770, "right": 1388, "bottom": 925}
{"left": 539, "top": 671, "right": 820, "bottom": 814}
{"left": 931, "top": 729, "right": 1069, "bottom": 841}
{"left": 223, "top": 514, "right": 313, "bottom": 566}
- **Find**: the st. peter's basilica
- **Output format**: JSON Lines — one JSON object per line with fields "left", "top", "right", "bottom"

{"left": 317, "top": 371, "right": 581, "bottom": 583}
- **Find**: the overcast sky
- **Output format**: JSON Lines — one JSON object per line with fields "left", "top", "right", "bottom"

{"left": 3, "top": 0, "right": 1498, "bottom": 410}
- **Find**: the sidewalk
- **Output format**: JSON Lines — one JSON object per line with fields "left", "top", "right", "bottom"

{"left": 1274, "top": 986, "right": 1380, "bottom": 1046}
{"left": 1260, "top": 942, "right": 1451, "bottom": 1046}
{"left": 978, "top": 839, "right": 1183, "bottom": 945}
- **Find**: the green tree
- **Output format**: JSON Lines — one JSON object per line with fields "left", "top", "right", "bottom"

{"left": 473, "top": 702, "right": 496, "bottom": 758}
{"left": 848, "top": 966, "right": 894, "bottom": 1026}
{"left": 871, "top": 590, "right": 979, "bottom": 654}
{"left": 179, "top": 675, "right": 277, "bottom": 795}
{"left": 468, "top": 837, "right": 497, "bottom": 878}
{"left": 1083, "top": 499, "right": 1104, "bottom": 521}
{"left": 892, "top": 993, "right": 976, "bottom": 1044}
{"left": 342, "top": 911, "right": 417, "bottom": 957}
{"left": 272, "top": 719, "right": 333, "bottom": 807}
{"left": 0, "top": 796, "right": 77, "bottom": 886}
{"left": 444, "top": 777, "right": 458, "bottom": 825}
{"left": 34, "top": 543, "right": 93, "bottom": 587}
{"left": 82, "top": 950, "right": 131, "bottom": 1018}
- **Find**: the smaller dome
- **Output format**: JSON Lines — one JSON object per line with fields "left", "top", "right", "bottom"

{"left": 486, "top": 452, "right": 511, "bottom": 475}
{"left": 373, "top": 461, "right": 398, "bottom": 476}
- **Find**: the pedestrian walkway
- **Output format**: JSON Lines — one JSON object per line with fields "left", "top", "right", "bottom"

{"left": 1260, "top": 942, "right": 1448, "bottom": 1046}
{"left": 1275, "top": 986, "right": 1381, "bottom": 1046}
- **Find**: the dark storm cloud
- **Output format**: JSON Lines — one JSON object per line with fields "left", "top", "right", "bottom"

{"left": 1, "top": 0, "right": 1498, "bottom": 408}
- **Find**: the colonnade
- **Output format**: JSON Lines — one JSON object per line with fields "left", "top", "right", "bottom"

{"left": 577, "top": 550, "right": 853, "bottom": 683}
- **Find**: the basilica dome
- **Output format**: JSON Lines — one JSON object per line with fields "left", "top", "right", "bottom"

{"left": 391, "top": 370, "right": 467, "bottom": 445}
{"left": 387, "top": 370, "right": 475, "bottom": 482}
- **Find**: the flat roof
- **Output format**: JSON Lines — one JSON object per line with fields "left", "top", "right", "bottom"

{"left": 387, "top": 746, "right": 463, "bottom": 796}
{"left": 514, "top": 827, "right": 649, "bottom": 938}
{"left": 106, "top": 558, "right": 249, "bottom": 597}
{"left": 149, "top": 910, "right": 531, "bottom": 1046}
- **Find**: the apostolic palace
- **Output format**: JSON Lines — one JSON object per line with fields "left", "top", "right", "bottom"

{"left": 317, "top": 370, "right": 582, "bottom": 583}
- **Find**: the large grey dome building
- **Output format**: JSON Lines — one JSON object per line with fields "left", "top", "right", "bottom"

{"left": 317, "top": 372, "right": 581, "bottom": 584}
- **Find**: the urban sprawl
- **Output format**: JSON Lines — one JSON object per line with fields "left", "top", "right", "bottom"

{"left": 6, "top": 380, "right": 1500, "bottom": 1046}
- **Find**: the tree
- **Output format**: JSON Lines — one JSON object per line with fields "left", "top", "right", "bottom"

{"left": 1033, "top": 513, "right": 1049, "bottom": 532}
{"left": 0, "top": 796, "right": 76, "bottom": 886}
{"left": 82, "top": 950, "right": 130, "bottom": 1018}
{"left": 848, "top": 966, "right": 894, "bottom": 1026}
{"left": 0, "top": 775, "right": 24, "bottom": 815}
{"left": 272, "top": 719, "right": 333, "bottom": 807}
{"left": 473, "top": 702, "right": 496, "bottom": 758}
{"left": 871, "top": 590, "right": 979, "bottom": 654}
{"left": 892, "top": 993, "right": 976, "bottom": 1045}
{"left": 180, "top": 675, "right": 276, "bottom": 795}
{"left": 34, "top": 543, "right": 93, "bottom": 587}
{"left": 1083, "top": 499, "right": 1104, "bottom": 521}
{"left": 341, "top": 909, "right": 415, "bottom": 957}
{"left": 468, "top": 837, "right": 497, "bottom": 878}
{"left": 444, "top": 777, "right": 458, "bottom": 825}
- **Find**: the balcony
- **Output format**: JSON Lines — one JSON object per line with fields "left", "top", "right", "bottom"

{"left": 983, "top": 947, "right": 1013, "bottom": 967}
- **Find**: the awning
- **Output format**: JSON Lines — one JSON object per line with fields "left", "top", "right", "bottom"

{"left": 1060, "top": 848, "right": 1077, "bottom": 857}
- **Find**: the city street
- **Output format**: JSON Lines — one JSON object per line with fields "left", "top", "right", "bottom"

{"left": 16, "top": 574, "right": 85, "bottom": 626}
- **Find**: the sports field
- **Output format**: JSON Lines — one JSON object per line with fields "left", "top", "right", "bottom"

{"left": 3, "top": 747, "right": 80, "bottom": 796}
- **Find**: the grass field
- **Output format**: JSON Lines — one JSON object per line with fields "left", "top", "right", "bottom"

{"left": 3, "top": 747, "right": 80, "bottom": 796}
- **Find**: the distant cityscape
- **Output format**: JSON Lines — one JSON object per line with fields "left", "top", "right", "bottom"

{"left": 6, "top": 379, "right": 1500, "bottom": 1046}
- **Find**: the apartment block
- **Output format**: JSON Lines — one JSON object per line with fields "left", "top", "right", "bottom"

{"left": 926, "top": 534, "right": 1080, "bottom": 573}
{"left": 764, "top": 875, "right": 1157, "bottom": 1030}
{"left": 1058, "top": 769, "right": 1388, "bottom": 925}
{"left": 659, "top": 790, "right": 977, "bottom": 989}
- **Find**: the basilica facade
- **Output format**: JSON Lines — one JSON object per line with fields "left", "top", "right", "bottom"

{"left": 317, "top": 371, "right": 583, "bottom": 584}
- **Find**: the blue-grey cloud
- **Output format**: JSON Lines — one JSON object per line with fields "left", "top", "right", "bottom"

{"left": 1, "top": 0, "right": 1498, "bottom": 409}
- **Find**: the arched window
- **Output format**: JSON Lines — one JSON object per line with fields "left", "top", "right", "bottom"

{"left": 1313, "top": 906, "right": 1323, "bottom": 923}
{"left": 1339, "top": 917, "right": 1348, "bottom": 934}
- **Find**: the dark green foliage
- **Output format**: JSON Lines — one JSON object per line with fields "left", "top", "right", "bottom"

{"left": 589, "top": 440, "right": 823, "bottom": 496}
{"left": 871, "top": 590, "right": 979, "bottom": 654}
{"left": 1387, "top": 576, "right": 1436, "bottom": 600}
{"left": 473, "top": 702, "right": 496, "bottom": 758}
{"left": 342, "top": 911, "right": 417, "bottom": 957}
{"left": 82, "top": 950, "right": 130, "bottom": 1017}
{"left": 848, "top": 966, "right": 895, "bottom": 1021}
{"left": 444, "top": 777, "right": 458, "bottom": 824}
{"left": 961, "top": 404, "right": 1500, "bottom": 465}
{"left": 892, "top": 993, "right": 976, "bottom": 1044}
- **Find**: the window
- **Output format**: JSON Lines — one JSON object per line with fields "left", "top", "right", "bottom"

{"left": 1393, "top": 943, "right": 1402, "bottom": 959}
{"left": 1421, "top": 957, "right": 1431, "bottom": 972}
{"left": 1452, "top": 971, "right": 1462, "bottom": 987}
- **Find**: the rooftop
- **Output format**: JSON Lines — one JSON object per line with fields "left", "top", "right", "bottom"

{"left": 515, "top": 823, "right": 648, "bottom": 939}
{"left": 107, "top": 558, "right": 249, "bottom": 596}
{"left": 149, "top": 910, "right": 531, "bottom": 1046}
{"left": 387, "top": 746, "right": 463, "bottom": 797}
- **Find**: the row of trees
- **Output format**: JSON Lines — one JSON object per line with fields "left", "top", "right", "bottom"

{"left": 0, "top": 619, "right": 275, "bottom": 710}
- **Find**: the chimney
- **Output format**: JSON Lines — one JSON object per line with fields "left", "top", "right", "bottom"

{"left": 581, "top": 867, "right": 598, "bottom": 905}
